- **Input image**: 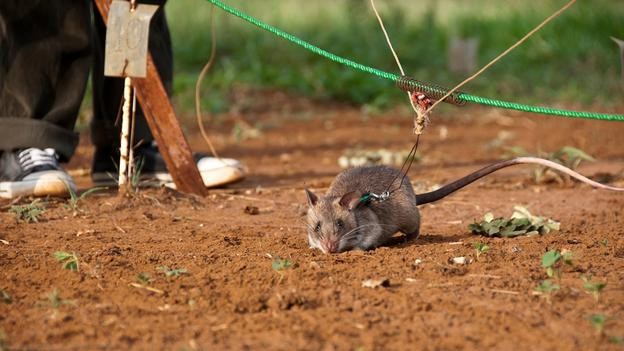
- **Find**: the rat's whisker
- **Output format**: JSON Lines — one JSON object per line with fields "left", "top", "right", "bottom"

{"left": 339, "top": 223, "right": 396, "bottom": 242}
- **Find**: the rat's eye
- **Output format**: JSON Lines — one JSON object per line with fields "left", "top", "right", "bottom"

{"left": 335, "top": 219, "right": 344, "bottom": 229}
{"left": 314, "top": 222, "right": 321, "bottom": 232}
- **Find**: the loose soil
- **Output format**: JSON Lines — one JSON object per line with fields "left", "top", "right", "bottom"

{"left": 1, "top": 94, "right": 624, "bottom": 350}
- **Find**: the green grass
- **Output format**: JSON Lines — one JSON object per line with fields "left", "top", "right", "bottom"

{"left": 78, "top": 0, "right": 622, "bottom": 123}
{"left": 164, "top": 0, "right": 623, "bottom": 113}
{"left": 9, "top": 200, "right": 46, "bottom": 223}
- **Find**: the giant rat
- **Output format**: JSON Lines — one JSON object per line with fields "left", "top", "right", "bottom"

{"left": 305, "top": 157, "right": 624, "bottom": 253}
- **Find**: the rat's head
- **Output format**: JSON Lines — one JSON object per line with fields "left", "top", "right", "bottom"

{"left": 304, "top": 189, "right": 379, "bottom": 253}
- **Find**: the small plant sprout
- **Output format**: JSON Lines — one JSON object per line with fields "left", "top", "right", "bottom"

{"left": 469, "top": 206, "right": 559, "bottom": 237}
{"left": 129, "top": 272, "right": 164, "bottom": 295}
{"left": 231, "top": 120, "right": 263, "bottom": 142}
{"left": 62, "top": 179, "right": 106, "bottom": 214}
{"left": 541, "top": 249, "right": 572, "bottom": 280}
{"left": 157, "top": 266, "right": 187, "bottom": 277}
{"left": 130, "top": 156, "right": 145, "bottom": 190}
{"left": 39, "top": 289, "right": 76, "bottom": 309}
{"left": 53, "top": 251, "right": 79, "bottom": 272}
{"left": 0, "top": 289, "right": 11, "bottom": 304}
{"left": 587, "top": 314, "right": 607, "bottom": 336}
{"left": 534, "top": 279, "right": 560, "bottom": 303}
{"left": 599, "top": 238, "right": 608, "bottom": 247}
{"left": 267, "top": 254, "right": 294, "bottom": 284}
{"left": 472, "top": 242, "right": 490, "bottom": 260}
{"left": 9, "top": 199, "right": 46, "bottom": 223}
{"left": 137, "top": 272, "right": 152, "bottom": 285}
{"left": 609, "top": 336, "right": 624, "bottom": 345}
{"left": 271, "top": 256, "right": 293, "bottom": 271}
{"left": 581, "top": 276, "right": 607, "bottom": 302}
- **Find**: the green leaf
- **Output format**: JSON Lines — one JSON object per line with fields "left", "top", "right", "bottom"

{"left": 511, "top": 206, "right": 532, "bottom": 219}
{"left": 511, "top": 217, "right": 531, "bottom": 227}
{"left": 583, "top": 279, "right": 606, "bottom": 293}
{"left": 557, "top": 146, "right": 596, "bottom": 163}
{"left": 468, "top": 223, "right": 481, "bottom": 232}
{"left": 0, "top": 289, "right": 12, "bottom": 304}
{"left": 609, "top": 336, "right": 624, "bottom": 345}
{"left": 80, "top": 186, "right": 106, "bottom": 199}
{"left": 486, "top": 226, "right": 500, "bottom": 235}
{"left": 541, "top": 250, "right": 561, "bottom": 268}
{"left": 9, "top": 200, "right": 46, "bottom": 223}
{"left": 137, "top": 272, "right": 151, "bottom": 284}
{"left": 469, "top": 207, "right": 559, "bottom": 238}
{"left": 561, "top": 250, "right": 573, "bottom": 265}
{"left": 53, "top": 251, "right": 73, "bottom": 261}
{"left": 53, "top": 251, "right": 79, "bottom": 271}
{"left": 157, "top": 266, "right": 188, "bottom": 277}
{"left": 534, "top": 279, "right": 559, "bottom": 294}
{"left": 64, "top": 261, "right": 79, "bottom": 272}
{"left": 472, "top": 242, "right": 489, "bottom": 251}
{"left": 588, "top": 314, "right": 606, "bottom": 333}
{"left": 271, "top": 257, "right": 293, "bottom": 271}
{"left": 587, "top": 282, "right": 606, "bottom": 292}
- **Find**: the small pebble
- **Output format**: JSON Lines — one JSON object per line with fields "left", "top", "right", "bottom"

{"left": 362, "top": 278, "right": 390, "bottom": 288}
{"left": 451, "top": 256, "right": 470, "bottom": 265}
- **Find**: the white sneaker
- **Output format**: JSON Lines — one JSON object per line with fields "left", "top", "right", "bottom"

{"left": 148, "top": 157, "right": 247, "bottom": 188}
{"left": 91, "top": 143, "right": 246, "bottom": 188}
{"left": 0, "top": 148, "right": 76, "bottom": 199}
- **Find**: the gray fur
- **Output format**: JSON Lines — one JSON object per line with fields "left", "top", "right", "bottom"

{"left": 305, "top": 157, "right": 624, "bottom": 254}
{"left": 306, "top": 165, "right": 420, "bottom": 253}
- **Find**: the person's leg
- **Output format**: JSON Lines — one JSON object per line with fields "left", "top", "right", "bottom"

{"left": 0, "top": 0, "right": 91, "bottom": 160}
{"left": 90, "top": 1, "right": 246, "bottom": 188}
{"left": 0, "top": 0, "right": 90, "bottom": 198}
{"left": 91, "top": 0, "right": 172, "bottom": 150}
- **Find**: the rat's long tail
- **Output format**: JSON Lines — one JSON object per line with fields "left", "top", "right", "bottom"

{"left": 415, "top": 157, "right": 624, "bottom": 205}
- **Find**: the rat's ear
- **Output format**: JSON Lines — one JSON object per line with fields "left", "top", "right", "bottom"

{"left": 305, "top": 189, "right": 318, "bottom": 207}
{"left": 339, "top": 191, "right": 365, "bottom": 211}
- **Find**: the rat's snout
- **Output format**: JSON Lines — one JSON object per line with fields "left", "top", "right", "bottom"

{"left": 320, "top": 238, "right": 339, "bottom": 254}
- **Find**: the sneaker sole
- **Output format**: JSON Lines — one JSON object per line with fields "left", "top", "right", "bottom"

{"left": 0, "top": 170, "right": 75, "bottom": 199}
{"left": 92, "top": 166, "right": 246, "bottom": 189}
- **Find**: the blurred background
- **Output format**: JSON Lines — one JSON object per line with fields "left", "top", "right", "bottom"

{"left": 161, "top": 0, "right": 623, "bottom": 115}
{"left": 76, "top": 0, "right": 624, "bottom": 128}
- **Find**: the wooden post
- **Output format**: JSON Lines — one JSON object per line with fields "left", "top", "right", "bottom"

{"left": 94, "top": 0, "right": 208, "bottom": 196}
{"left": 118, "top": 76, "right": 132, "bottom": 189}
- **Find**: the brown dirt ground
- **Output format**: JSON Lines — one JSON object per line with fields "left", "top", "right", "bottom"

{"left": 1, "top": 94, "right": 624, "bottom": 350}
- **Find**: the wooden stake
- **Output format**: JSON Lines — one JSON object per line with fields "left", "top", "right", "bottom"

{"left": 118, "top": 76, "right": 132, "bottom": 191}
{"left": 94, "top": 0, "right": 208, "bottom": 196}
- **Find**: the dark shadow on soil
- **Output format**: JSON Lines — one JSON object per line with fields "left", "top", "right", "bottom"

{"left": 230, "top": 170, "right": 339, "bottom": 189}
{"left": 383, "top": 232, "right": 469, "bottom": 250}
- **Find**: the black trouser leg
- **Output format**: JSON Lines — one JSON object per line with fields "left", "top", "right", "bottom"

{"left": 91, "top": 0, "right": 172, "bottom": 150}
{"left": 0, "top": 0, "right": 92, "bottom": 161}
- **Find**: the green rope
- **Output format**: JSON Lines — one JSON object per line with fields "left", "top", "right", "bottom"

{"left": 205, "top": 0, "right": 624, "bottom": 122}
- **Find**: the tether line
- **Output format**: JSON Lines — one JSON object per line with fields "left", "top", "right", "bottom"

{"left": 204, "top": 0, "right": 624, "bottom": 122}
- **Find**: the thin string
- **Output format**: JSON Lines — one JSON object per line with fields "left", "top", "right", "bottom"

{"left": 204, "top": 0, "right": 624, "bottom": 121}
{"left": 194, "top": 4, "right": 222, "bottom": 159}
{"left": 370, "top": 0, "right": 422, "bottom": 122}
{"left": 370, "top": 0, "right": 421, "bottom": 196}
{"left": 426, "top": 0, "right": 577, "bottom": 115}
{"left": 384, "top": 135, "right": 420, "bottom": 195}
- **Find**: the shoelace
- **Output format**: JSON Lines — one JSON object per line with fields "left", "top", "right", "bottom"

{"left": 17, "top": 148, "right": 59, "bottom": 173}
